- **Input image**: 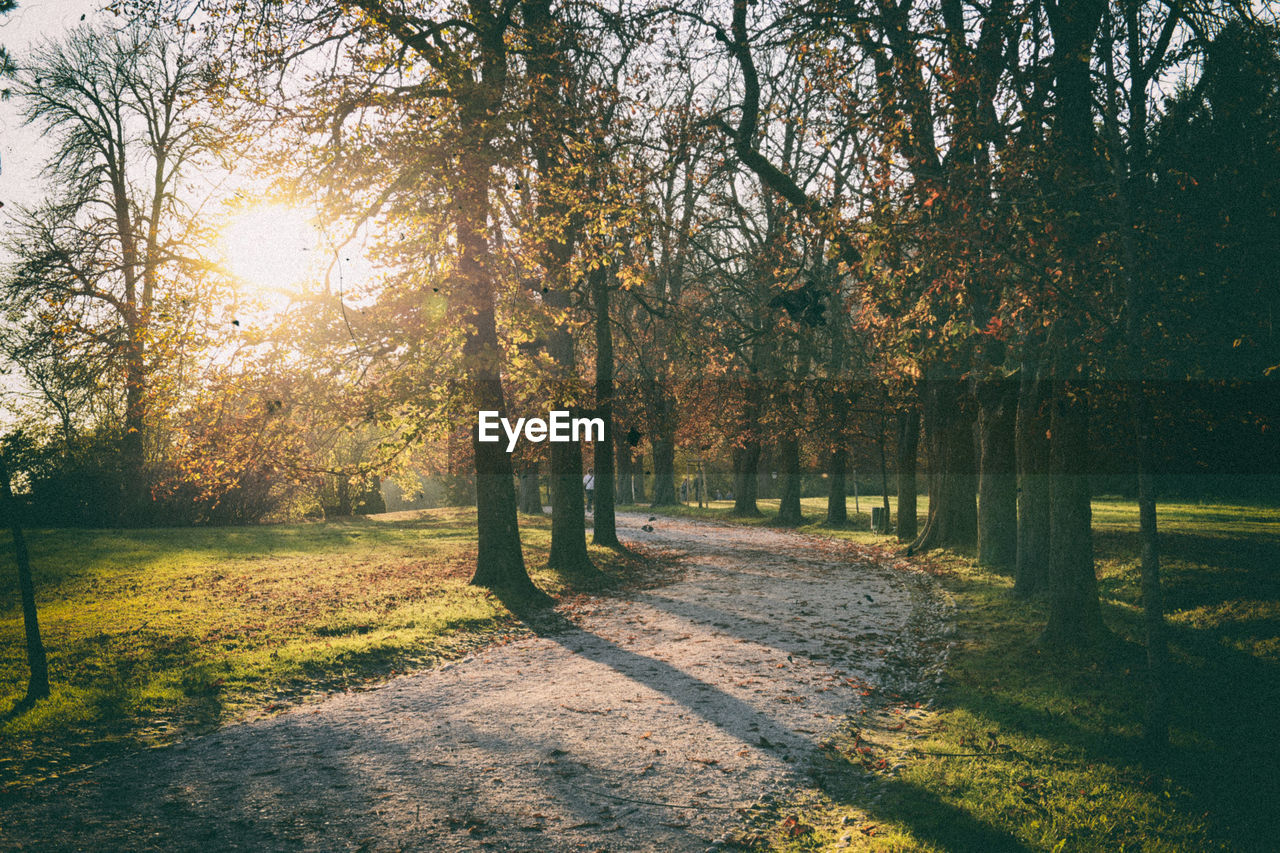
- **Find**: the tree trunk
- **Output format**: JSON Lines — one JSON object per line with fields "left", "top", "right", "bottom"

{"left": 826, "top": 447, "right": 848, "bottom": 525}
{"left": 471, "top": 400, "right": 531, "bottom": 592}
{"left": 592, "top": 267, "right": 620, "bottom": 548}
{"left": 896, "top": 404, "right": 920, "bottom": 542}
{"left": 122, "top": 365, "right": 147, "bottom": 526}
{"left": 824, "top": 379, "right": 851, "bottom": 526}
{"left": 548, "top": 440, "right": 593, "bottom": 570}
{"left": 1040, "top": 381, "right": 1106, "bottom": 647}
{"left": 732, "top": 441, "right": 761, "bottom": 516}
{"left": 732, "top": 380, "right": 763, "bottom": 516}
{"left": 335, "top": 474, "right": 352, "bottom": 517}
{"left": 1132, "top": 384, "right": 1168, "bottom": 746}
{"left": 878, "top": 411, "right": 892, "bottom": 530}
{"left": 632, "top": 452, "right": 646, "bottom": 503}
{"left": 542, "top": 302, "right": 591, "bottom": 568}
{"left": 976, "top": 379, "right": 1018, "bottom": 570}
{"left": 593, "top": 425, "right": 618, "bottom": 546}
{"left": 776, "top": 436, "right": 803, "bottom": 526}
{"left": 909, "top": 380, "right": 976, "bottom": 553}
{"left": 651, "top": 438, "right": 677, "bottom": 506}
{"left": 0, "top": 452, "right": 50, "bottom": 706}
{"left": 540, "top": 283, "right": 590, "bottom": 569}
{"left": 646, "top": 373, "right": 678, "bottom": 507}
{"left": 518, "top": 464, "right": 543, "bottom": 514}
{"left": 1015, "top": 360, "right": 1051, "bottom": 596}
{"left": 757, "top": 445, "right": 774, "bottom": 499}
{"left": 611, "top": 438, "right": 627, "bottom": 504}
{"left": 455, "top": 135, "right": 532, "bottom": 593}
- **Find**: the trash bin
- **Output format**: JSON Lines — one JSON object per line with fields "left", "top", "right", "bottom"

{"left": 871, "top": 506, "right": 890, "bottom": 532}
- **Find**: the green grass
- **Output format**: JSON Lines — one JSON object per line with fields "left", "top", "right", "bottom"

{"left": 640, "top": 496, "right": 1280, "bottom": 852}
{"left": 0, "top": 507, "right": 653, "bottom": 789}
{"left": 645, "top": 495, "right": 929, "bottom": 544}
{"left": 6, "top": 497, "right": 1275, "bottom": 849}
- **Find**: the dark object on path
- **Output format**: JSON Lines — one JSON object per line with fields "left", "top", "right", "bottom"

{"left": 864, "top": 594, "right": 874, "bottom": 603}
{"left": 641, "top": 524, "right": 654, "bottom": 532}
{"left": 649, "top": 516, "right": 657, "bottom": 522}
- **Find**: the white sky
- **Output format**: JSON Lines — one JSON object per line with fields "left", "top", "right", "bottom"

{"left": 0, "top": 0, "right": 110, "bottom": 212}
{"left": 0, "top": 1, "right": 107, "bottom": 416}
{"left": 0, "top": 0, "right": 378, "bottom": 311}
{"left": 0, "top": 1, "right": 381, "bottom": 420}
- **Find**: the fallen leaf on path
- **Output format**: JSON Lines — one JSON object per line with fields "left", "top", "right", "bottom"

{"left": 781, "top": 815, "right": 813, "bottom": 837}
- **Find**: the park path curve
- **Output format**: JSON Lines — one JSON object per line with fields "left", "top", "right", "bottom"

{"left": 1, "top": 512, "right": 950, "bottom": 852}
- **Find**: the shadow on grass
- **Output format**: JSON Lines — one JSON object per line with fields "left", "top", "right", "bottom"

{"left": 490, "top": 562, "right": 1032, "bottom": 852}
{"left": 4, "top": 514, "right": 1028, "bottom": 852}
{"left": 605, "top": 508, "right": 1276, "bottom": 849}
{"left": 2, "top": 693, "right": 42, "bottom": 721}
{"left": 813, "top": 754, "right": 1032, "bottom": 852}
{"left": 1102, "top": 522, "right": 1280, "bottom": 843}
{"left": 931, "top": 541, "right": 1280, "bottom": 851}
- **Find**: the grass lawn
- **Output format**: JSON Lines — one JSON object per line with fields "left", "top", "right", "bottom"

{"left": 0, "top": 508, "right": 653, "bottom": 790}
{"left": 4, "top": 498, "right": 1275, "bottom": 850}
{"left": 640, "top": 495, "right": 1280, "bottom": 852}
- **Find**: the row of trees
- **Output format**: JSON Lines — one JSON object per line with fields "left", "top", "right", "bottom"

{"left": 3, "top": 1, "right": 1277, "bottom": 732}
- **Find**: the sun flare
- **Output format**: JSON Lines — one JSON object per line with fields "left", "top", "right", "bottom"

{"left": 220, "top": 204, "right": 318, "bottom": 298}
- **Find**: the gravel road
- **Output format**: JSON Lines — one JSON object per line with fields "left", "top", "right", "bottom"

{"left": 0, "top": 512, "right": 950, "bottom": 852}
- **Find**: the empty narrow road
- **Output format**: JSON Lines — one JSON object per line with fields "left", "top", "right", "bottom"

{"left": 1, "top": 513, "right": 950, "bottom": 852}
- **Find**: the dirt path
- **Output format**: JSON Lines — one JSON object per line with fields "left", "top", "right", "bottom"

{"left": 1, "top": 513, "right": 950, "bottom": 852}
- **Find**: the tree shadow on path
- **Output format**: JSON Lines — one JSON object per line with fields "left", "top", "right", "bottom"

{"left": 497, "top": 589, "right": 1032, "bottom": 852}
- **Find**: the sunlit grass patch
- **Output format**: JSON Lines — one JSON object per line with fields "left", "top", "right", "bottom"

{"left": 0, "top": 507, "right": 655, "bottom": 788}
{"left": 633, "top": 495, "right": 930, "bottom": 546}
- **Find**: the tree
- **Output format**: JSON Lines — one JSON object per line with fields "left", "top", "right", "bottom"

{"left": 195, "top": 0, "right": 553, "bottom": 591}
{"left": 0, "top": 0, "right": 49, "bottom": 695}
{"left": 611, "top": 54, "right": 719, "bottom": 510}
{"left": 5, "top": 23, "right": 224, "bottom": 524}
{"left": 523, "top": 0, "right": 595, "bottom": 573}
{"left": 697, "top": 0, "right": 1144, "bottom": 651}
{"left": 0, "top": 446, "right": 49, "bottom": 707}
{"left": 590, "top": 262, "right": 622, "bottom": 547}
{"left": 709, "top": 0, "right": 991, "bottom": 552}
{"left": 1035, "top": 0, "right": 1111, "bottom": 649}
{"left": 1113, "top": 7, "right": 1280, "bottom": 746}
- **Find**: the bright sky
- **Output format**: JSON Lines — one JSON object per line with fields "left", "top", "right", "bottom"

{"left": 0, "top": 1, "right": 106, "bottom": 415}
{"left": 0, "top": 1, "right": 384, "bottom": 422}
{"left": 0, "top": 0, "right": 108, "bottom": 211}
{"left": 0, "top": 0, "right": 379, "bottom": 313}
